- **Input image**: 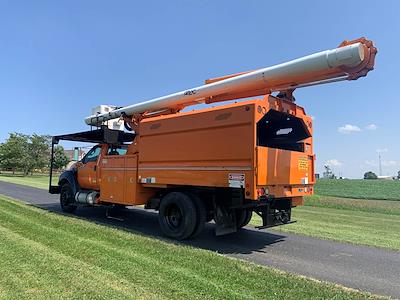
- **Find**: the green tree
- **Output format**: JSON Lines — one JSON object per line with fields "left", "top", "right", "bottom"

{"left": 28, "top": 134, "right": 51, "bottom": 172}
{"left": 53, "top": 145, "right": 69, "bottom": 170}
{"left": 0, "top": 133, "right": 53, "bottom": 175}
{"left": 0, "top": 133, "right": 30, "bottom": 174}
{"left": 364, "top": 171, "right": 378, "bottom": 180}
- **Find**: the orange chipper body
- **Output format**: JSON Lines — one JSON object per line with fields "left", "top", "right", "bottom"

{"left": 50, "top": 37, "right": 376, "bottom": 239}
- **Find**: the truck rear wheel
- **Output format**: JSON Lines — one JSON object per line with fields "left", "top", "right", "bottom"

{"left": 158, "top": 192, "right": 197, "bottom": 240}
{"left": 236, "top": 209, "right": 252, "bottom": 228}
{"left": 186, "top": 193, "right": 206, "bottom": 238}
{"left": 60, "top": 183, "right": 77, "bottom": 213}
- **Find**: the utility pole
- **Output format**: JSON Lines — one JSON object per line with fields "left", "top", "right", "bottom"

{"left": 378, "top": 153, "right": 382, "bottom": 176}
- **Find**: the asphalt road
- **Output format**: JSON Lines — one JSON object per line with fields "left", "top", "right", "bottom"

{"left": 0, "top": 180, "right": 399, "bottom": 299}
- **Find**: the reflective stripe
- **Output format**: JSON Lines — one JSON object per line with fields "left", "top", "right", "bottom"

{"left": 101, "top": 167, "right": 137, "bottom": 171}
{"left": 101, "top": 166, "right": 252, "bottom": 171}
{"left": 138, "top": 166, "right": 252, "bottom": 171}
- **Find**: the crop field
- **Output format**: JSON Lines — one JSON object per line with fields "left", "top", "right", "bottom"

{"left": 0, "top": 195, "right": 380, "bottom": 300}
{"left": 315, "top": 179, "right": 400, "bottom": 201}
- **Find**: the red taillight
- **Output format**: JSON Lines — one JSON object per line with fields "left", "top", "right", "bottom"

{"left": 257, "top": 187, "right": 266, "bottom": 197}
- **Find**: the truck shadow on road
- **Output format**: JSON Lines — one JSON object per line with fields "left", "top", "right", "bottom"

{"left": 36, "top": 202, "right": 286, "bottom": 255}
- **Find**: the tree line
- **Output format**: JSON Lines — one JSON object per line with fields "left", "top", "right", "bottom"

{"left": 0, "top": 133, "right": 69, "bottom": 175}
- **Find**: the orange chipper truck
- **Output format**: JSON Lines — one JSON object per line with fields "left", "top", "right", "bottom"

{"left": 49, "top": 38, "right": 376, "bottom": 239}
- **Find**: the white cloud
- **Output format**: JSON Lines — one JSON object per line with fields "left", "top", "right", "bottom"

{"left": 326, "top": 159, "right": 343, "bottom": 167}
{"left": 366, "top": 124, "right": 377, "bottom": 130}
{"left": 338, "top": 124, "right": 361, "bottom": 134}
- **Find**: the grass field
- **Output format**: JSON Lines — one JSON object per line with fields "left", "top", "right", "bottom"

{"left": 0, "top": 195, "right": 379, "bottom": 300}
{"left": 304, "top": 195, "right": 400, "bottom": 215}
{"left": 0, "top": 173, "right": 55, "bottom": 190}
{"left": 1, "top": 174, "right": 399, "bottom": 201}
{"left": 1, "top": 173, "right": 399, "bottom": 251}
{"left": 252, "top": 195, "right": 400, "bottom": 251}
{"left": 316, "top": 179, "right": 400, "bottom": 201}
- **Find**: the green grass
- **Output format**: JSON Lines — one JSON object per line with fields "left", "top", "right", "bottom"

{"left": 304, "top": 194, "right": 400, "bottom": 215}
{"left": 1, "top": 173, "right": 399, "bottom": 251}
{"left": 0, "top": 173, "right": 56, "bottom": 190}
{"left": 0, "top": 196, "right": 380, "bottom": 300}
{"left": 315, "top": 179, "right": 400, "bottom": 201}
{"left": 252, "top": 195, "right": 400, "bottom": 251}
{"left": 3, "top": 175, "right": 400, "bottom": 201}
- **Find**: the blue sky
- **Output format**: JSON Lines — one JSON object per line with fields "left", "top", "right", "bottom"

{"left": 0, "top": 0, "right": 398, "bottom": 178}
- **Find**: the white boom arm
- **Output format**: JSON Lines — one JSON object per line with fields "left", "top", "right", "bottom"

{"left": 85, "top": 38, "right": 376, "bottom": 126}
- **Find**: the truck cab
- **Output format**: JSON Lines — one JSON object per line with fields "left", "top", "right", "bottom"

{"left": 75, "top": 144, "right": 127, "bottom": 191}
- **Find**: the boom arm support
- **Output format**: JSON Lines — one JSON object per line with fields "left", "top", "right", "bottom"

{"left": 85, "top": 37, "right": 376, "bottom": 126}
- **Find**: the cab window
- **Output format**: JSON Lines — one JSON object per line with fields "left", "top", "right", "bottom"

{"left": 107, "top": 146, "right": 127, "bottom": 156}
{"left": 82, "top": 146, "right": 101, "bottom": 164}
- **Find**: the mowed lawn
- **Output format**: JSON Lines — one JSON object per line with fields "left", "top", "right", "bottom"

{"left": 1, "top": 174, "right": 400, "bottom": 250}
{"left": 0, "top": 173, "right": 54, "bottom": 190}
{"left": 316, "top": 179, "right": 400, "bottom": 201}
{"left": 252, "top": 195, "right": 400, "bottom": 251}
{"left": 0, "top": 196, "right": 379, "bottom": 300}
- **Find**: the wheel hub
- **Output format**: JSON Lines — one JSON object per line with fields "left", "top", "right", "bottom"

{"left": 165, "top": 205, "right": 182, "bottom": 229}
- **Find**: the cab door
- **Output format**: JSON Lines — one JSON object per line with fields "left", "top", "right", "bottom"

{"left": 99, "top": 146, "right": 128, "bottom": 204}
{"left": 77, "top": 145, "right": 102, "bottom": 190}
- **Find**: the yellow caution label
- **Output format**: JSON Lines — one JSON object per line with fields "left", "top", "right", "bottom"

{"left": 298, "top": 157, "right": 308, "bottom": 171}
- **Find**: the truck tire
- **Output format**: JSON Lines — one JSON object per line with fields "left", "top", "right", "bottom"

{"left": 158, "top": 192, "right": 197, "bottom": 240}
{"left": 60, "top": 183, "right": 77, "bottom": 213}
{"left": 236, "top": 209, "right": 252, "bottom": 228}
{"left": 186, "top": 193, "right": 206, "bottom": 238}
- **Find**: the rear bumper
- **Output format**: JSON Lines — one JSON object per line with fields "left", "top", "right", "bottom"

{"left": 257, "top": 184, "right": 314, "bottom": 199}
{"left": 235, "top": 197, "right": 295, "bottom": 229}
{"left": 253, "top": 203, "right": 293, "bottom": 229}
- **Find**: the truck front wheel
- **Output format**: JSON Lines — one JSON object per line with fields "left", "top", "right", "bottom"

{"left": 158, "top": 192, "right": 197, "bottom": 240}
{"left": 60, "top": 183, "right": 77, "bottom": 213}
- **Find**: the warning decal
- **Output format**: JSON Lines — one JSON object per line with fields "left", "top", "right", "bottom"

{"left": 229, "top": 173, "right": 245, "bottom": 188}
{"left": 298, "top": 157, "right": 308, "bottom": 171}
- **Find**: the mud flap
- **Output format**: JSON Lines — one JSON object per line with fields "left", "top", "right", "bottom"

{"left": 214, "top": 205, "right": 237, "bottom": 236}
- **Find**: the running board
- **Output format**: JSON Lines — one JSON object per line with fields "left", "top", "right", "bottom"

{"left": 105, "top": 207, "right": 125, "bottom": 222}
